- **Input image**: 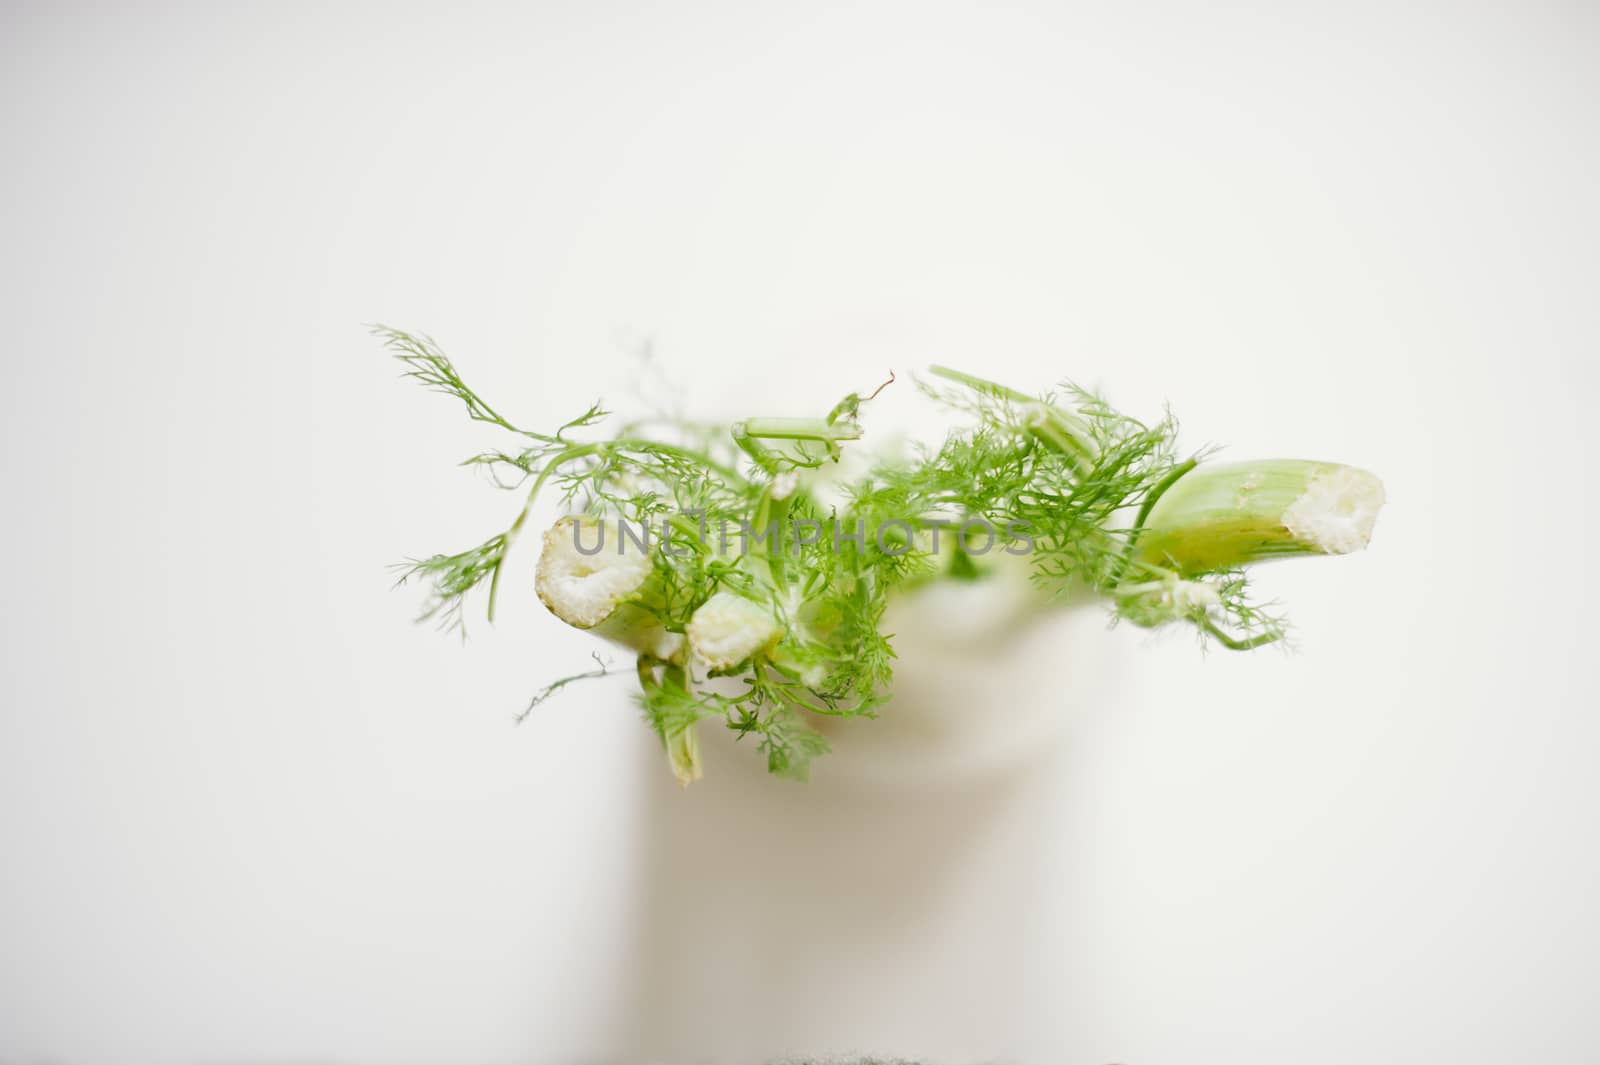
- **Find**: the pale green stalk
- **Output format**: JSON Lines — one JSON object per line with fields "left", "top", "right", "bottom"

{"left": 1131, "top": 460, "right": 1385, "bottom": 576}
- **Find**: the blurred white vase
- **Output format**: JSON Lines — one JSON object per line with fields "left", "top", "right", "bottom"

{"left": 621, "top": 573, "right": 1128, "bottom": 1063}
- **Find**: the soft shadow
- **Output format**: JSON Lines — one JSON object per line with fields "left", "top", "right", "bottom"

{"left": 619, "top": 726, "right": 1074, "bottom": 1064}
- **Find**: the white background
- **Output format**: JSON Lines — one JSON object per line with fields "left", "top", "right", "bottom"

{"left": 2, "top": 2, "right": 1595, "bottom": 1062}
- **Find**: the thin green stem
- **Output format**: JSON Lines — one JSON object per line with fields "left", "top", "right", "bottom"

{"left": 488, "top": 443, "right": 601, "bottom": 621}
{"left": 611, "top": 438, "right": 746, "bottom": 486}
{"left": 931, "top": 365, "right": 1099, "bottom": 473}
{"left": 663, "top": 513, "right": 711, "bottom": 556}
{"left": 1111, "top": 457, "right": 1197, "bottom": 585}
{"left": 733, "top": 416, "right": 864, "bottom": 470}
{"left": 927, "top": 365, "right": 1032, "bottom": 403}
{"left": 738, "top": 417, "right": 862, "bottom": 443}
{"left": 1201, "top": 617, "right": 1284, "bottom": 652}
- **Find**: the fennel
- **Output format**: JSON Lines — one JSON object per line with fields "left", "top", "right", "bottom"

{"left": 383, "top": 327, "right": 1385, "bottom": 783}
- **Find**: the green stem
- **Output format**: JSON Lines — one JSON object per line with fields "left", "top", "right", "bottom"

{"left": 611, "top": 438, "right": 746, "bottom": 485}
{"left": 1111, "top": 457, "right": 1198, "bottom": 585}
{"left": 750, "top": 491, "right": 791, "bottom": 590}
{"left": 488, "top": 443, "right": 601, "bottom": 621}
{"left": 927, "top": 365, "right": 1032, "bottom": 403}
{"left": 1201, "top": 617, "right": 1284, "bottom": 652}
{"left": 663, "top": 513, "right": 710, "bottom": 557}
{"left": 738, "top": 417, "right": 862, "bottom": 442}
{"left": 930, "top": 365, "right": 1097, "bottom": 473}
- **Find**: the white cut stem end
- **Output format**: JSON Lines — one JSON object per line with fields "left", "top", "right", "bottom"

{"left": 1282, "top": 466, "right": 1386, "bottom": 555}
